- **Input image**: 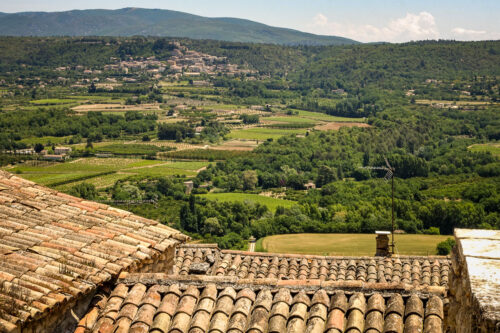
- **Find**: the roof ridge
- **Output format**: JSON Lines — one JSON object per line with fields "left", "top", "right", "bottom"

{"left": 117, "top": 272, "right": 446, "bottom": 297}
{"left": 219, "top": 249, "right": 450, "bottom": 260}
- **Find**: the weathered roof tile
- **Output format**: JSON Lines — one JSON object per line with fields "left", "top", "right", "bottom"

{"left": 0, "top": 170, "right": 187, "bottom": 331}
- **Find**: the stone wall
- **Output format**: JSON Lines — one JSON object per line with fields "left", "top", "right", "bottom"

{"left": 446, "top": 229, "right": 500, "bottom": 333}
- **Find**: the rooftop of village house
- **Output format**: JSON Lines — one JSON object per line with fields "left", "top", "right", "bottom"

{"left": 172, "top": 244, "right": 451, "bottom": 288}
{"left": 0, "top": 170, "right": 188, "bottom": 332}
{"left": 75, "top": 272, "right": 447, "bottom": 333}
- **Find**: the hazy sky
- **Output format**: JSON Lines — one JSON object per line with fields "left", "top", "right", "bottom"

{"left": 1, "top": 0, "right": 499, "bottom": 42}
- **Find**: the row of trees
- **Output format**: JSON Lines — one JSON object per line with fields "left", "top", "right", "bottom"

{"left": 0, "top": 109, "right": 157, "bottom": 151}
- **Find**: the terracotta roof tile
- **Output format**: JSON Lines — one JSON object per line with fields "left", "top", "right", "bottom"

{"left": 0, "top": 170, "right": 187, "bottom": 331}
{"left": 83, "top": 275, "right": 446, "bottom": 333}
{"left": 173, "top": 245, "right": 451, "bottom": 289}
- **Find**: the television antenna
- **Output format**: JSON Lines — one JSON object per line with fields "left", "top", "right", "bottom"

{"left": 360, "top": 157, "right": 396, "bottom": 254}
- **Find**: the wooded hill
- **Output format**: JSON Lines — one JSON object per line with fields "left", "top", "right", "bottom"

{"left": 0, "top": 8, "right": 357, "bottom": 46}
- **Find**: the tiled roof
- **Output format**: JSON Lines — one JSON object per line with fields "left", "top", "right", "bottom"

{"left": 0, "top": 171, "right": 188, "bottom": 332}
{"left": 173, "top": 244, "right": 450, "bottom": 287}
{"left": 77, "top": 273, "right": 446, "bottom": 333}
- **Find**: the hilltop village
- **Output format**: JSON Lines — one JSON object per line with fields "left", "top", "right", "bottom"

{"left": 50, "top": 41, "right": 257, "bottom": 92}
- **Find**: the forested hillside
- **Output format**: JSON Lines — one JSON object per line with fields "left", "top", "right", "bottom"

{"left": 0, "top": 37, "right": 498, "bottom": 250}
{"left": 0, "top": 8, "right": 357, "bottom": 46}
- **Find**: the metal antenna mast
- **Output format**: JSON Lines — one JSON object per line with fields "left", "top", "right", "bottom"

{"left": 360, "top": 157, "right": 396, "bottom": 254}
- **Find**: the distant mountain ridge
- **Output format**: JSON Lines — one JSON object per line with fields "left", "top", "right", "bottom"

{"left": 0, "top": 7, "right": 358, "bottom": 46}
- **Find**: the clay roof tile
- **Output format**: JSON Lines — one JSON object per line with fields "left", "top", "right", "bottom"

{"left": 425, "top": 295, "right": 444, "bottom": 320}
{"left": 272, "top": 287, "right": 292, "bottom": 305}
{"left": 236, "top": 287, "right": 256, "bottom": 302}
{"left": 405, "top": 294, "right": 424, "bottom": 318}
{"left": 385, "top": 294, "right": 405, "bottom": 317}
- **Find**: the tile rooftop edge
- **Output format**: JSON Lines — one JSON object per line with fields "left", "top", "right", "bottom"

{"left": 117, "top": 272, "right": 447, "bottom": 296}
{"left": 219, "top": 249, "right": 450, "bottom": 260}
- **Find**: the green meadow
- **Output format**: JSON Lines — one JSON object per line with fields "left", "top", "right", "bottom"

{"left": 198, "top": 192, "right": 296, "bottom": 211}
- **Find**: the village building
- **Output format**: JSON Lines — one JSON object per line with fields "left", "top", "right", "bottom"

{"left": 183, "top": 180, "right": 194, "bottom": 194}
{"left": 304, "top": 182, "right": 316, "bottom": 190}
{"left": 53, "top": 147, "right": 72, "bottom": 155}
{"left": 0, "top": 169, "right": 498, "bottom": 332}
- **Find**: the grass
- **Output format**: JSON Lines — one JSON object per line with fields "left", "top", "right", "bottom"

{"left": 19, "top": 136, "right": 72, "bottom": 146}
{"left": 56, "top": 173, "right": 131, "bottom": 191}
{"left": 259, "top": 233, "right": 450, "bottom": 256}
{"left": 198, "top": 192, "right": 296, "bottom": 211}
{"left": 295, "top": 110, "right": 366, "bottom": 122}
{"left": 227, "top": 127, "right": 306, "bottom": 140}
{"left": 29, "top": 98, "right": 77, "bottom": 105}
{"left": 162, "top": 149, "right": 254, "bottom": 160}
{"left": 416, "top": 99, "right": 495, "bottom": 106}
{"left": 266, "top": 116, "right": 317, "bottom": 124}
{"left": 202, "top": 104, "right": 243, "bottom": 110}
{"left": 3, "top": 158, "right": 208, "bottom": 188}
{"left": 468, "top": 142, "right": 500, "bottom": 157}
{"left": 95, "top": 144, "right": 168, "bottom": 155}
{"left": 5, "top": 158, "right": 159, "bottom": 185}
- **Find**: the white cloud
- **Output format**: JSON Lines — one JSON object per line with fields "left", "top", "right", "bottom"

{"left": 310, "top": 12, "right": 439, "bottom": 42}
{"left": 313, "top": 13, "right": 328, "bottom": 27}
{"left": 452, "top": 27, "right": 486, "bottom": 35}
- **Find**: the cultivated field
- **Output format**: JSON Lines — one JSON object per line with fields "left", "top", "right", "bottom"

{"left": 315, "top": 122, "right": 371, "bottom": 131}
{"left": 4, "top": 158, "right": 208, "bottom": 189}
{"left": 295, "top": 110, "right": 366, "bottom": 123}
{"left": 468, "top": 142, "right": 500, "bottom": 156}
{"left": 72, "top": 103, "right": 161, "bottom": 112}
{"left": 198, "top": 192, "right": 296, "bottom": 211}
{"left": 209, "top": 140, "right": 258, "bottom": 151}
{"left": 227, "top": 127, "right": 307, "bottom": 140}
{"left": 259, "top": 233, "right": 450, "bottom": 256}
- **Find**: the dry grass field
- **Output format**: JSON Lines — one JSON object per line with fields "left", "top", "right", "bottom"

{"left": 259, "top": 233, "right": 450, "bottom": 256}
{"left": 315, "top": 122, "right": 371, "bottom": 131}
{"left": 72, "top": 103, "right": 161, "bottom": 112}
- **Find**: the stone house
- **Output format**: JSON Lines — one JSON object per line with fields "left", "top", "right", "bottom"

{"left": 54, "top": 147, "right": 72, "bottom": 155}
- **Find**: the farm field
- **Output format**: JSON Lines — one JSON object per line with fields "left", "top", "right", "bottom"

{"left": 266, "top": 116, "right": 317, "bottom": 124}
{"left": 3, "top": 158, "right": 208, "bottom": 188}
{"left": 209, "top": 139, "right": 258, "bottom": 151}
{"left": 227, "top": 127, "right": 307, "bottom": 140}
{"left": 198, "top": 192, "right": 296, "bottom": 211}
{"left": 468, "top": 142, "right": 500, "bottom": 156}
{"left": 29, "top": 98, "right": 78, "bottom": 105}
{"left": 259, "top": 233, "right": 450, "bottom": 256}
{"left": 72, "top": 103, "right": 161, "bottom": 112}
{"left": 161, "top": 148, "right": 253, "bottom": 160}
{"left": 415, "top": 99, "right": 495, "bottom": 106}
{"left": 295, "top": 110, "right": 367, "bottom": 122}
{"left": 315, "top": 122, "right": 371, "bottom": 131}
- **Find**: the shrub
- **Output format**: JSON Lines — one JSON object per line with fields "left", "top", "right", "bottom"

{"left": 68, "top": 183, "right": 98, "bottom": 200}
{"left": 436, "top": 237, "right": 456, "bottom": 255}
{"left": 424, "top": 227, "right": 440, "bottom": 235}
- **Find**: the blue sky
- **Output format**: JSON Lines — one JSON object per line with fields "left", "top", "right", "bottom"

{"left": 1, "top": 0, "right": 499, "bottom": 42}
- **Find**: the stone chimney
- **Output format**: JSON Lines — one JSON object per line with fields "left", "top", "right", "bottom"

{"left": 375, "top": 231, "right": 391, "bottom": 256}
{"left": 248, "top": 236, "right": 256, "bottom": 252}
